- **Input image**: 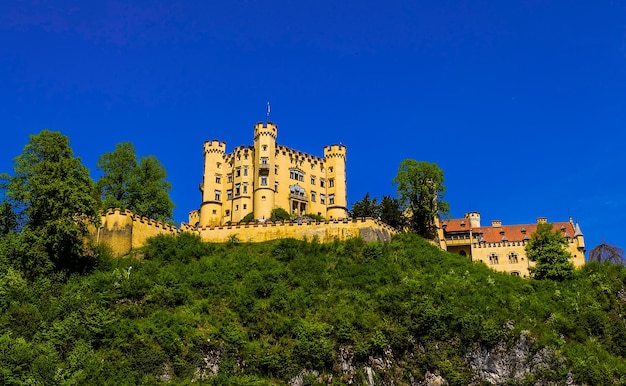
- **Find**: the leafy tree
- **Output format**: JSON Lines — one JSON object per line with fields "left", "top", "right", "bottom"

{"left": 392, "top": 159, "right": 449, "bottom": 238}
{"left": 96, "top": 143, "right": 174, "bottom": 222}
{"left": 270, "top": 208, "right": 290, "bottom": 222}
{"left": 0, "top": 201, "right": 18, "bottom": 236}
{"left": 3, "top": 130, "right": 99, "bottom": 275}
{"left": 349, "top": 192, "right": 379, "bottom": 218}
{"left": 588, "top": 241, "right": 625, "bottom": 265}
{"left": 378, "top": 195, "right": 405, "bottom": 230}
{"left": 526, "top": 222, "right": 574, "bottom": 281}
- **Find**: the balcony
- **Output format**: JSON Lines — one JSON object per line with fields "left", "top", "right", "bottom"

{"left": 258, "top": 164, "right": 270, "bottom": 175}
{"left": 289, "top": 192, "right": 309, "bottom": 202}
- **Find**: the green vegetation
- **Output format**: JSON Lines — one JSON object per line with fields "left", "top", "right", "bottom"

{"left": 350, "top": 193, "right": 405, "bottom": 230}
{"left": 270, "top": 207, "right": 291, "bottom": 222}
{"left": 393, "top": 159, "right": 449, "bottom": 238}
{"left": 1, "top": 232, "right": 626, "bottom": 384}
{"left": 526, "top": 223, "right": 575, "bottom": 281}
{"left": 96, "top": 142, "right": 174, "bottom": 222}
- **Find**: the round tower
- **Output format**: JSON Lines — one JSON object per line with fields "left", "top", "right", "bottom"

{"left": 465, "top": 212, "right": 481, "bottom": 228}
{"left": 253, "top": 122, "right": 277, "bottom": 220}
{"left": 199, "top": 140, "right": 226, "bottom": 227}
{"left": 323, "top": 144, "right": 348, "bottom": 219}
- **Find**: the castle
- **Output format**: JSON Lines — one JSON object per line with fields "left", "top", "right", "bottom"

{"left": 189, "top": 121, "right": 348, "bottom": 226}
{"left": 438, "top": 212, "right": 586, "bottom": 276}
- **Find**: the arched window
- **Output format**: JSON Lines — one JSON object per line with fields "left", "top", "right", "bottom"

{"left": 489, "top": 253, "right": 499, "bottom": 265}
{"left": 459, "top": 250, "right": 467, "bottom": 257}
{"left": 508, "top": 252, "right": 519, "bottom": 264}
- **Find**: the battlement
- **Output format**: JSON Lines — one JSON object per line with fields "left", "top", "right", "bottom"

{"left": 254, "top": 121, "right": 278, "bottom": 139}
{"left": 204, "top": 140, "right": 226, "bottom": 154}
{"left": 92, "top": 208, "right": 395, "bottom": 257}
{"left": 324, "top": 144, "right": 347, "bottom": 158}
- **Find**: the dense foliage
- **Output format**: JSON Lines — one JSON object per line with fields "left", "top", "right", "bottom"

{"left": 350, "top": 193, "right": 405, "bottom": 230}
{"left": 526, "top": 223, "right": 575, "bottom": 281}
{"left": 1, "top": 233, "right": 626, "bottom": 384}
{"left": 96, "top": 142, "right": 174, "bottom": 222}
{"left": 393, "top": 160, "right": 449, "bottom": 238}
{"left": 0, "top": 130, "right": 100, "bottom": 277}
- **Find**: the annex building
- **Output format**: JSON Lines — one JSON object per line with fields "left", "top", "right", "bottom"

{"left": 189, "top": 121, "right": 348, "bottom": 227}
{"left": 439, "top": 212, "right": 586, "bottom": 277}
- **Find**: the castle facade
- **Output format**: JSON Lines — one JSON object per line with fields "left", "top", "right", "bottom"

{"left": 189, "top": 122, "right": 348, "bottom": 227}
{"left": 439, "top": 212, "right": 586, "bottom": 277}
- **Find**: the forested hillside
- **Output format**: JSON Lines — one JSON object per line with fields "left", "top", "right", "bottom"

{"left": 1, "top": 233, "right": 626, "bottom": 385}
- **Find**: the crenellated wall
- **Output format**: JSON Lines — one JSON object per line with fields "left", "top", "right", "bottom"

{"left": 91, "top": 208, "right": 397, "bottom": 257}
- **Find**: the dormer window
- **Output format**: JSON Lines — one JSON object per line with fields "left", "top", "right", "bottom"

{"left": 460, "top": 221, "right": 465, "bottom": 227}
{"left": 521, "top": 228, "right": 526, "bottom": 233}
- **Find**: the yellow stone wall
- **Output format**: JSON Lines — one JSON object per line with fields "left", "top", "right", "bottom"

{"left": 194, "top": 122, "right": 348, "bottom": 227}
{"left": 469, "top": 238, "right": 585, "bottom": 277}
{"left": 93, "top": 209, "right": 396, "bottom": 257}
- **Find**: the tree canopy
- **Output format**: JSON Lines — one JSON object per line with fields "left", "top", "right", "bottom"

{"left": 1, "top": 130, "right": 100, "bottom": 275}
{"left": 588, "top": 241, "right": 625, "bottom": 265}
{"left": 349, "top": 192, "right": 379, "bottom": 218}
{"left": 392, "top": 159, "right": 449, "bottom": 238}
{"left": 525, "top": 222, "right": 574, "bottom": 281}
{"left": 96, "top": 142, "right": 174, "bottom": 222}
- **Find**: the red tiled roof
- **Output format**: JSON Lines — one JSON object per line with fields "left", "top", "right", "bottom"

{"left": 441, "top": 218, "right": 471, "bottom": 232}
{"left": 473, "top": 222, "right": 575, "bottom": 243}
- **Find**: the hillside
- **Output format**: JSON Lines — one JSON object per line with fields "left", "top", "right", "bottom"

{"left": 2, "top": 233, "right": 626, "bottom": 385}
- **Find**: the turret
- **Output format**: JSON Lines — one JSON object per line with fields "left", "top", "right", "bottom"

{"left": 198, "top": 140, "right": 226, "bottom": 227}
{"left": 253, "top": 122, "right": 277, "bottom": 220}
{"left": 465, "top": 212, "right": 481, "bottom": 228}
{"left": 323, "top": 144, "right": 348, "bottom": 219}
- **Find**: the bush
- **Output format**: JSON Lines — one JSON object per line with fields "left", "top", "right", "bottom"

{"left": 270, "top": 208, "right": 291, "bottom": 222}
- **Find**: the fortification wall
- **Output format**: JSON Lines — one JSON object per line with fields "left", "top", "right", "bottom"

{"left": 92, "top": 209, "right": 397, "bottom": 257}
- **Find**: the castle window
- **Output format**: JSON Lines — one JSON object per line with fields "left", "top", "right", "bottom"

{"left": 508, "top": 252, "right": 519, "bottom": 264}
{"left": 320, "top": 179, "right": 325, "bottom": 188}
{"left": 227, "top": 190, "right": 232, "bottom": 200}
{"left": 329, "top": 194, "right": 335, "bottom": 205}
{"left": 275, "top": 166, "right": 278, "bottom": 175}
{"left": 329, "top": 166, "right": 334, "bottom": 173}
{"left": 235, "top": 205, "right": 239, "bottom": 211}
{"left": 511, "top": 271, "right": 520, "bottom": 276}
{"left": 243, "top": 204, "right": 247, "bottom": 210}
{"left": 217, "top": 162, "right": 222, "bottom": 169}
{"left": 311, "top": 176, "right": 316, "bottom": 185}
{"left": 215, "top": 175, "right": 221, "bottom": 183}
{"left": 236, "top": 167, "right": 241, "bottom": 177}
{"left": 329, "top": 178, "right": 335, "bottom": 187}
{"left": 261, "top": 176, "right": 267, "bottom": 186}
{"left": 320, "top": 194, "right": 326, "bottom": 204}
{"left": 243, "top": 183, "right": 248, "bottom": 194}
{"left": 311, "top": 191, "right": 316, "bottom": 202}
{"left": 274, "top": 182, "right": 278, "bottom": 192}
{"left": 244, "top": 166, "right": 248, "bottom": 176}
{"left": 262, "top": 145, "right": 268, "bottom": 151}
{"left": 227, "top": 174, "right": 233, "bottom": 183}
{"left": 261, "top": 157, "right": 269, "bottom": 165}
{"left": 262, "top": 196, "right": 266, "bottom": 201}
{"left": 244, "top": 154, "right": 248, "bottom": 160}
{"left": 214, "top": 190, "right": 221, "bottom": 201}
{"left": 235, "top": 184, "right": 240, "bottom": 196}
{"left": 212, "top": 210, "right": 217, "bottom": 215}
{"left": 225, "top": 210, "right": 230, "bottom": 216}
{"left": 489, "top": 253, "right": 499, "bottom": 265}
{"left": 290, "top": 169, "right": 304, "bottom": 181}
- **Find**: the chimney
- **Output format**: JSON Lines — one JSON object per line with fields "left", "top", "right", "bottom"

{"left": 491, "top": 220, "right": 502, "bottom": 227}
{"left": 537, "top": 217, "right": 547, "bottom": 224}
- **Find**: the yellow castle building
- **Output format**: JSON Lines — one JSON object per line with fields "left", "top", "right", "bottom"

{"left": 189, "top": 121, "right": 348, "bottom": 227}
{"left": 439, "top": 212, "right": 586, "bottom": 277}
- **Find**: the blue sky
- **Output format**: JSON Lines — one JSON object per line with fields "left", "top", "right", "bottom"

{"left": 1, "top": 1, "right": 625, "bottom": 254}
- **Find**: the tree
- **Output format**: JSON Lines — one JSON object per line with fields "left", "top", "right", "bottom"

{"left": 270, "top": 208, "right": 291, "bottom": 222}
{"left": 588, "top": 241, "right": 625, "bottom": 265}
{"left": 392, "top": 159, "right": 449, "bottom": 238}
{"left": 0, "top": 201, "right": 18, "bottom": 236}
{"left": 96, "top": 143, "right": 174, "bottom": 222}
{"left": 350, "top": 192, "right": 379, "bottom": 218}
{"left": 3, "top": 130, "right": 100, "bottom": 275}
{"left": 525, "top": 222, "right": 574, "bottom": 281}
{"left": 378, "top": 195, "right": 405, "bottom": 231}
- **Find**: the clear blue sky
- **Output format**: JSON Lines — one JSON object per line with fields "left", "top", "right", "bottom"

{"left": 1, "top": 1, "right": 625, "bottom": 254}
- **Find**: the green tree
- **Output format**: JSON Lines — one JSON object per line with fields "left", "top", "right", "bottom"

{"left": 96, "top": 143, "right": 174, "bottom": 222}
{"left": 350, "top": 192, "right": 379, "bottom": 218}
{"left": 270, "top": 208, "right": 291, "bottom": 222}
{"left": 3, "top": 130, "right": 99, "bottom": 275}
{"left": 526, "top": 222, "right": 575, "bottom": 280}
{"left": 392, "top": 159, "right": 449, "bottom": 238}
{"left": 378, "top": 195, "right": 405, "bottom": 230}
{"left": 0, "top": 201, "right": 18, "bottom": 236}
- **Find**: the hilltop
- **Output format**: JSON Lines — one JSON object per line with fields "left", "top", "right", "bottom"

{"left": 1, "top": 233, "right": 626, "bottom": 385}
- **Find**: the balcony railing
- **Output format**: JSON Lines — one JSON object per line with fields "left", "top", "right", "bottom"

{"left": 258, "top": 164, "right": 270, "bottom": 175}
{"left": 289, "top": 192, "right": 309, "bottom": 202}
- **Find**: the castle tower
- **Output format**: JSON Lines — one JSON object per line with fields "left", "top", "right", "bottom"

{"left": 464, "top": 212, "right": 481, "bottom": 228}
{"left": 199, "top": 140, "right": 226, "bottom": 227}
{"left": 253, "top": 122, "right": 277, "bottom": 220}
{"left": 323, "top": 144, "right": 348, "bottom": 219}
